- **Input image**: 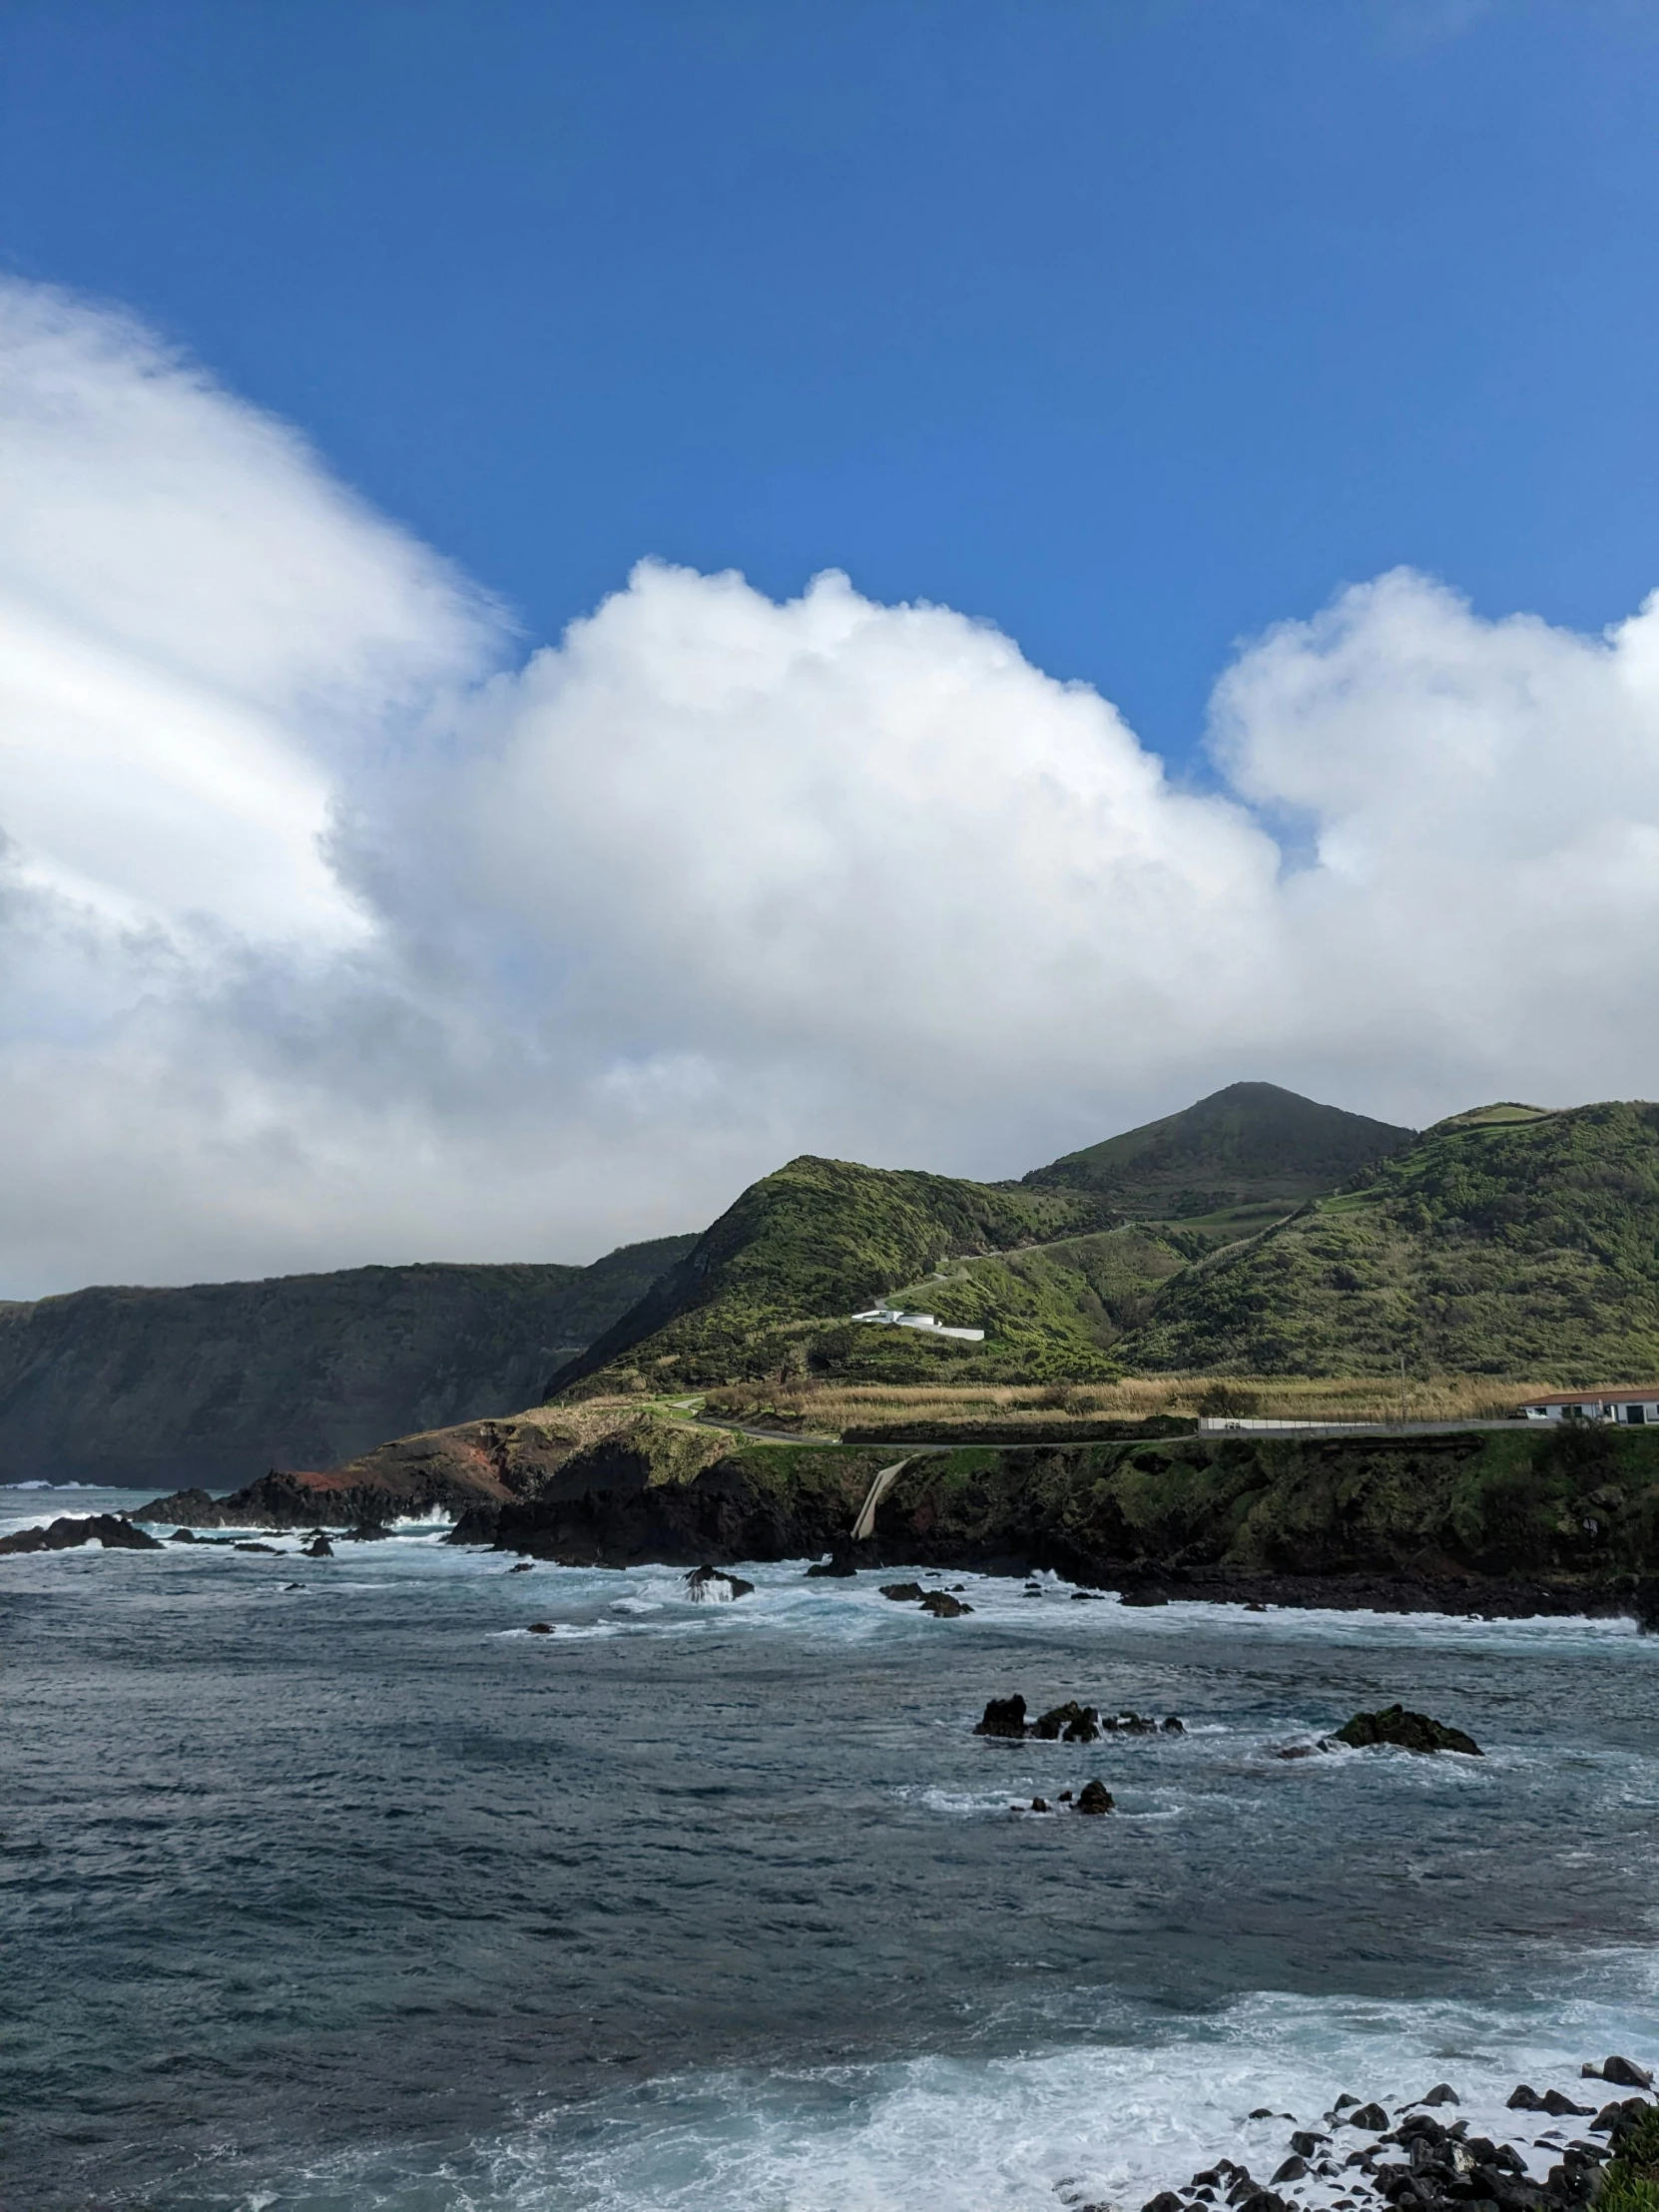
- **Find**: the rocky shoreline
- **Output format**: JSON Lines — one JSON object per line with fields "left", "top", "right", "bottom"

{"left": 1118, "top": 2059, "right": 1657, "bottom": 2212}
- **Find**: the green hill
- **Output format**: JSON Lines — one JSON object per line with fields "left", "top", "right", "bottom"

{"left": 556, "top": 1085, "right": 1424, "bottom": 1393}
{"left": 1120, "top": 1100, "right": 1659, "bottom": 1381}
{"left": 0, "top": 1237, "right": 694, "bottom": 1487}
{"left": 1024, "top": 1080, "right": 1412, "bottom": 1232}
{"left": 554, "top": 1155, "right": 1125, "bottom": 1391}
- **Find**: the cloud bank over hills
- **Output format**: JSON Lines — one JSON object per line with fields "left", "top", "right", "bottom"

{"left": 2, "top": 274, "right": 1656, "bottom": 1294}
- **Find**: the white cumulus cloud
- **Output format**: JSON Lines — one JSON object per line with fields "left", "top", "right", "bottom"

{"left": 1, "top": 275, "right": 1657, "bottom": 1297}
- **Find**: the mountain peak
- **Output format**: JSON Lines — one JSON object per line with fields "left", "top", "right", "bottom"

{"left": 1024, "top": 1083, "right": 1414, "bottom": 1222}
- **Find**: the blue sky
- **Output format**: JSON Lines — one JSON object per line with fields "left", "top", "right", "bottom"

{"left": 4, "top": 0, "right": 1659, "bottom": 1289}
{"left": 6, "top": 0, "right": 1656, "bottom": 767}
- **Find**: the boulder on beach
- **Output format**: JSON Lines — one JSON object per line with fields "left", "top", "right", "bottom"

{"left": 918, "top": 1590, "right": 972, "bottom": 1617}
{"left": 1334, "top": 1704, "right": 1482, "bottom": 1756}
{"left": 0, "top": 1513, "right": 163, "bottom": 1555}
{"left": 1073, "top": 1779, "right": 1114, "bottom": 1815}
{"left": 685, "top": 1564, "right": 755, "bottom": 1602}
{"left": 974, "top": 1694, "right": 1028, "bottom": 1738}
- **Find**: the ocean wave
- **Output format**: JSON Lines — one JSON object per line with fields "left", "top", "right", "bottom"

{"left": 196, "top": 1975, "right": 1659, "bottom": 2212}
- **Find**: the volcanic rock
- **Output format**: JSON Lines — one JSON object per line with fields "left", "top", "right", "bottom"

{"left": 879, "top": 1582, "right": 925, "bottom": 1601}
{"left": 1073, "top": 1779, "right": 1114, "bottom": 1815}
{"left": 1334, "top": 1705, "right": 1482, "bottom": 1756}
{"left": 685, "top": 1564, "right": 755, "bottom": 1602}
{"left": 1033, "top": 1701, "right": 1101, "bottom": 1743}
{"left": 975, "top": 1695, "right": 1028, "bottom": 1738}
{"left": 1600, "top": 2058, "right": 1655, "bottom": 2089}
{"left": 918, "top": 1590, "right": 972, "bottom": 1617}
{"left": 0, "top": 1513, "right": 164, "bottom": 1554}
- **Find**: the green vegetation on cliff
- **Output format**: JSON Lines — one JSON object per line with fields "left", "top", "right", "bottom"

{"left": 556, "top": 1154, "right": 1120, "bottom": 1391}
{"left": 0, "top": 1237, "right": 695, "bottom": 1487}
{"left": 554, "top": 1094, "right": 1659, "bottom": 1393}
{"left": 1122, "top": 1100, "right": 1659, "bottom": 1380}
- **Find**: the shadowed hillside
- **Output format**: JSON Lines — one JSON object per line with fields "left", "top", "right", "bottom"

{"left": 0, "top": 1238, "right": 694, "bottom": 1487}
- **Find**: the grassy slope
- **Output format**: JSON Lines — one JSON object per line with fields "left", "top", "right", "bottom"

{"left": 884, "top": 1229, "right": 1187, "bottom": 1372}
{"left": 1122, "top": 1101, "right": 1659, "bottom": 1381}
{"left": 1022, "top": 1080, "right": 1413, "bottom": 1218}
{"left": 555, "top": 1154, "right": 1119, "bottom": 1391}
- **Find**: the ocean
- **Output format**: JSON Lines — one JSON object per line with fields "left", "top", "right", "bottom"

{"left": 4, "top": 1484, "right": 1657, "bottom": 2210}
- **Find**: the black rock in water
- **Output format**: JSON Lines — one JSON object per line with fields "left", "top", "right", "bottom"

{"left": 303, "top": 1535, "right": 334, "bottom": 1558}
{"left": 527, "top": 1622, "right": 554, "bottom": 1635}
{"left": 918, "top": 1590, "right": 972, "bottom": 1617}
{"left": 1073, "top": 1779, "right": 1114, "bottom": 1815}
{"left": 234, "top": 1541, "right": 278, "bottom": 1554}
{"left": 169, "top": 1528, "right": 196, "bottom": 1543}
{"left": 1334, "top": 1704, "right": 1482, "bottom": 1756}
{"left": 685, "top": 1564, "right": 755, "bottom": 1602}
{"left": 0, "top": 1513, "right": 163, "bottom": 1555}
{"left": 806, "top": 1553, "right": 856, "bottom": 1578}
{"left": 508, "top": 1560, "right": 533, "bottom": 1573}
{"left": 1601, "top": 2057, "right": 1655, "bottom": 2089}
{"left": 975, "top": 1695, "right": 1027, "bottom": 1738}
{"left": 1033, "top": 1701, "right": 1100, "bottom": 1743}
{"left": 879, "top": 1582, "right": 925, "bottom": 1601}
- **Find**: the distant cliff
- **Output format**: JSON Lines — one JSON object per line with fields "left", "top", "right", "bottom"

{"left": 0, "top": 1238, "right": 693, "bottom": 1488}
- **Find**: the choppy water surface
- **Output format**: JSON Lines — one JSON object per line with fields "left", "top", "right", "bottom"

{"left": 4, "top": 1484, "right": 1659, "bottom": 2210}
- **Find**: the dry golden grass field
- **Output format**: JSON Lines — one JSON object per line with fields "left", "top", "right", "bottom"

{"left": 699, "top": 1374, "right": 1551, "bottom": 1435}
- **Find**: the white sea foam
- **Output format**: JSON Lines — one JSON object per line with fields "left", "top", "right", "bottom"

{"left": 235, "top": 1978, "right": 1659, "bottom": 2212}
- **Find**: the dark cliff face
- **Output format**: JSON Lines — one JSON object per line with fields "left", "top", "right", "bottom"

{"left": 461, "top": 1422, "right": 1659, "bottom": 1617}
{"left": 0, "top": 1237, "right": 693, "bottom": 1488}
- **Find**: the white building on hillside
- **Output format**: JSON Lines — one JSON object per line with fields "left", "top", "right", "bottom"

{"left": 850, "top": 1306, "right": 985, "bottom": 1343}
{"left": 1519, "top": 1388, "right": 1659, "bottom": 1425}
